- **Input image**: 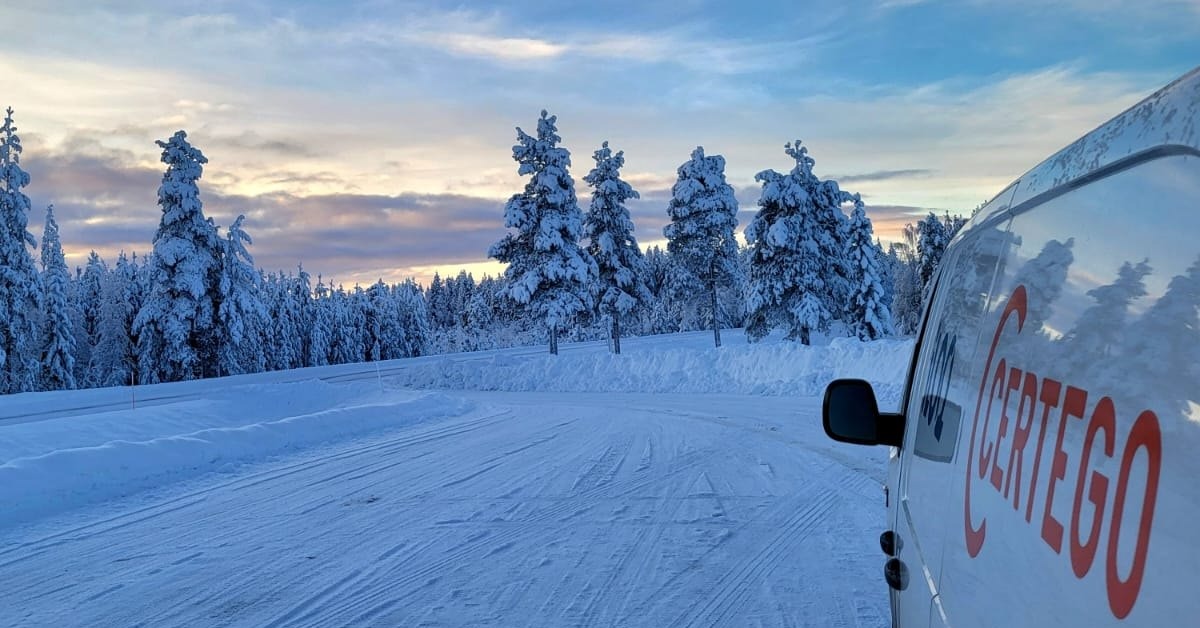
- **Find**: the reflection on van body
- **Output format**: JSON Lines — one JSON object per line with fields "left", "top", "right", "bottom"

{"left": 946, "top": 156, "right": 1199, "bottom": 625}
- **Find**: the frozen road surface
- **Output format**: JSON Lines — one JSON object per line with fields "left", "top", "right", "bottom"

{"left": 1, "top": 391, "right": 890, "bottom": 627}
{"left": 1, "top": 333, "right": 910, "bottom": 626}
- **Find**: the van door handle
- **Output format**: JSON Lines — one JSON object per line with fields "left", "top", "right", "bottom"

{"left": 884, "top": 558, "right": 909, "bottom": 591}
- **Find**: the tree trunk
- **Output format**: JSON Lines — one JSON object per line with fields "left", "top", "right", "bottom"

{"left": 549, "top": 325, "right": 558, "bottom": 355}
{"left": 612, "top": 311, "right": 621, "bottom": 355}
{"left": 710, "top": 281, "right": 721, "bottom": 348}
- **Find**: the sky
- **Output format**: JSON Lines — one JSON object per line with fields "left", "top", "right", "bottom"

{"left": 2, "top": 0, "right": 1197, "bottom": 288}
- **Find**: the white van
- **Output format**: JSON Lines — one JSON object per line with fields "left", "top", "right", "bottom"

{"left": 823, "top": 66, "right": 1200, "bottom": 627}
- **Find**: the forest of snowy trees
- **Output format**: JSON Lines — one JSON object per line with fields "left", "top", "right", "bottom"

{"left": 0, "top": 107, "right": 965, "bottom": 394}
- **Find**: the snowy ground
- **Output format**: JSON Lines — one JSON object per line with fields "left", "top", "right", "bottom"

{"left": 0, "top": 331, "right": 912, "bottom": 627}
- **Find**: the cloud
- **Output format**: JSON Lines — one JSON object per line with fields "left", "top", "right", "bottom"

{"left": 831, "top": 169, "right": 936, "bottom": 183}
{"left": 1, "top": 0, "right": 1182, "bottom": 287}
{"left": 409, "top": 32, "right": 569, "bottom": 62}
{"left": 209, "top": 131, "right": 315, "bottom": 158}
{"left": 17, "top": 134, "right": 509, "bottom": 285}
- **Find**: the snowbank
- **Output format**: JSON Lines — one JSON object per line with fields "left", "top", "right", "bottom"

{"left": 393, "top": 336, "right": 914, "bottom": 407}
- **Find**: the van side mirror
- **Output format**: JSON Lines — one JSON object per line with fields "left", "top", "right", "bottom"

{"left": 822, "top": 379, "right": 904, "bottom": 447}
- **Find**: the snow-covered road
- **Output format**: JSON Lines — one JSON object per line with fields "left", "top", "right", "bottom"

{"left": 1, "top": 390, "right": 891, "bottom": 627}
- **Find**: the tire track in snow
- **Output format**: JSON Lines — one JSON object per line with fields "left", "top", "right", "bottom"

{"left": 0, "top": 410, "right": 508, "bottom": 568}
{"left": 297, "top": 443, "right": 713, "bottom": 627}
{"left": 667, "top": 490, "right": 838, "bottom": 628}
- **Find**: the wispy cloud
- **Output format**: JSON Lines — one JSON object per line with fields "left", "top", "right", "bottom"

{"left": 831, "top": 169, "right": 935, "bottom": 183}
{"left": 408, "top": 32, "right": 569, "bottom": 62}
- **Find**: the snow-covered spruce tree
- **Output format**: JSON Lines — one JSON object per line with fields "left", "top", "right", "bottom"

{"left": 308, "top": 277, "right": 334, "bottom": 367}
{"left": 0, "top": 107, "right": 42, "bottom": 394}
{"left": 744, "top": 141, "right": 845, "bottom": 344}
{"left": 426, "top": 272, "right": 450, "bottom": 330}
{"left": 293, "top": 265, "right": 313, "bottom": 365}
{"left": 916, "top": 211, "right": 950, "bottom": 296}
{"left": 77, "top": 250, "right": 107, "bottom": 386}
{"left": 583, "top": 141, "right": 650, "bottom": 354}
{"left": 331, "top": 285, "right": 356, "bottom": 364}
{"left": 363, "top": 280, "right": 390, "bottom": 361}
{"left": 843, "top": 196, "right": 894, "bottom": 340}
{"left": 266, "top": 272, "right": 302, "bottom": 371}
{"left": 93, "top": 252, "right": 140, "bottom": 387}
{"left": 488, "top": 110, "right": 597, "bottom": 355}
{"left": 875, "top": 238, "right": 895, "bottom": 316}
{"left": 885, "top": 242, "right": 923, "bottom": 335}
{"left": 133, "top": 131, "right": 222, "bottom": 383}
{"left": 216, "top": 215, "right": 269, "bottom": 376}
{"left": 38, "top": 205, "right": 76, "bottom": 390}
{"left": 663, "top": 146, "right": 740, "bottom": 348}
{"left": 393, "top": 279, "right": 431, "bottom": 358}
{"left": 465, "top": 277, "right": 499, "bottom": 351}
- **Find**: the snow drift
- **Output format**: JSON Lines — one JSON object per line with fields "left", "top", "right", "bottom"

{"left": 397, "top": 335, "right": 913, "bottom": 405}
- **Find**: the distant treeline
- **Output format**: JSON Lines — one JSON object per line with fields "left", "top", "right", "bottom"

{"left": 0, "top": 108, "right": 962, "bottom": 394}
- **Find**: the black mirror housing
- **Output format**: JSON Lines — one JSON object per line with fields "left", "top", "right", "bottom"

{"left": 822, "top": 379, "right": 904, "bottom": 447}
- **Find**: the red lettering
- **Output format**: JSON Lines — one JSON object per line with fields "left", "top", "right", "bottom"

{"left": 989, "top": 366, "right": 1020, "bottom": 490}
{"left": 1042, "top": 385, "right": 1086, "bottom": 553}
{"left": 1070, "top": 396, "right": 1115, "bottom": 578}
{"left": 1107, "top": 410, "right": 1162, "bottom": 619}
{"left": 979, "top": 358, "right": 1006, "bottom": 480}
{"left": 963, "top": 285, "right": 1163, "bottom": 620}
{"left": 1025, "top": 378, "right": 1062, "bottom": 523}
{"left": 1005, "top": 371, "right": 1038, "bottom": 508}
{"left": 965, "top": 285, "right": 1026, "bottom": 557}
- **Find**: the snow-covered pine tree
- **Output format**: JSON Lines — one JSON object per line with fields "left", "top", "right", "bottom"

{"left": 744, "top": 141, "right": 840, "bottom": 344}
{"left": 266, "top": 272, "right": 302, "bottom": 370}
{"left": 427, "top": 272, "right": 451, "bottom": 330}
{"left": 38, "top": 205, "right": 76, "bottom": 390}
{"left": 488, "top": 110, "right": 597, "bottom": 355}
{"left": 134, "top": 131, "right": 222, "bottom": 383}
{"left": 875, "top": 238, "right": 895, "bottom": 316}
{"left": 77, "top": 250, "right": 107, "bottom": 386}
{"left": 465, "top": 277, "right": 499, "bottom": 351}
{"left": 394, "top": 279, "right": 431, "bottom": 358}
{"left": 216, "top": 215, "right": 268, "bottom": 376}
{"left": 916, "top": 211, "right": 950, "bottom": 296}
{"left": 844, "top": 196, "right": 895, "bottom": 340}
{"left": 308, "top": 277, "right": 334, "bottom": 367}
{"left": 640, "top": 246, "right": 677, "bottom": 335}
{"left": 583, "top": 141, "right": 650, "bottom": 354}
{"left": 0, "top": 107, "right": 42, "bottom": 394}
{"left": 663, "top": 146, "right": 740, "bottom": 347}
{"left": 364, "top": 280, "right": 389, "bottom": 361}
{"left": 814, "top": 178, "right": 853, "bottom": 323}
{"left": 293, "top": 265, "right": 313, "bottom": 366}
{"left": 450, "top": 271, "right": 474, "bottom": 329}
{"left": 885, "top": 242, "right": 923, "bottom": 334}
{"left": 93, "top": 252, "right": 140, "bottom": 387}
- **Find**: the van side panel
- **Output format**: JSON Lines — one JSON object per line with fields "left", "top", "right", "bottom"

{"left": 891, "top": 218, "right": 1014, "bottom": 626}
{"left": 938, "top": 154, "right": 1200, "bottom": 626}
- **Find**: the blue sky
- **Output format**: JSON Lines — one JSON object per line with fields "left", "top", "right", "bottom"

{"left": 2, "top": 0, "right": 1197, "bottom": 286}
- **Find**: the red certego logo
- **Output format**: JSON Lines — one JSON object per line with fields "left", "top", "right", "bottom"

{"left": 963, "top": 285, "right": 1162, "bottom": 619}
